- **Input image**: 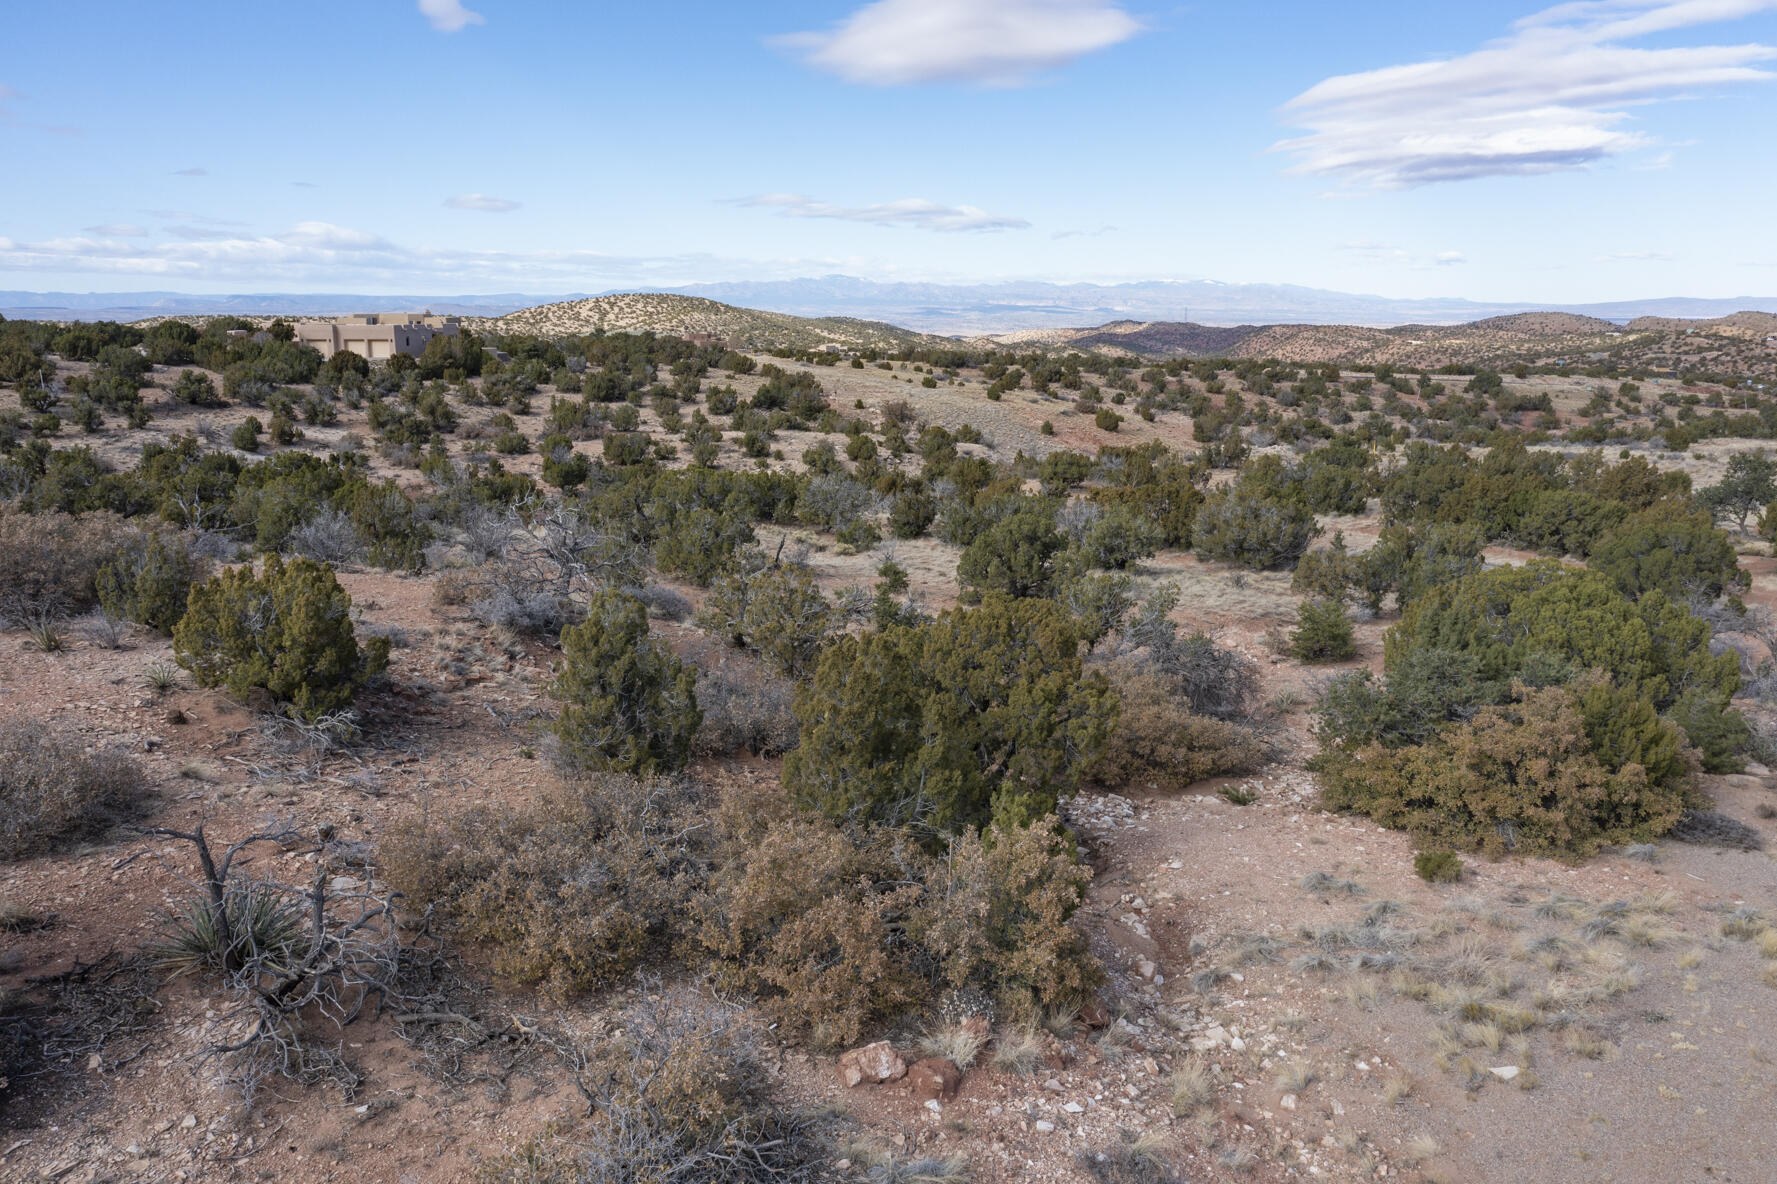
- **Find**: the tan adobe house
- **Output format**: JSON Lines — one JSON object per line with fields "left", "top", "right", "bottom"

{"left": 293, "top": 312, "right": 461, "bottom": 361}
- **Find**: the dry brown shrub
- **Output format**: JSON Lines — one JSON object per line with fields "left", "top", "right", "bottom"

{"left": 0, "top": 720, "right": 147, "bottom": 859}
{"left": 481, "top": 988, "right": 826, "bottom": 1184}
{"left": 383, "top": 775, "right": 710, "bottom": 1002}
{"left": 0, "top": 510, "right": 137, "bottom": 622}
{"left": 693, "top": 658, "right": 799, "bottom": 757}
{"left": 694, "top": 795, "right": 924, "bottom": 1048}
{"left": 908, "top": 821, "right": 1103, "bottom": 1024}
{"left": 695, "top": 787, "right": 1101, "bottom": 1043}
{"left": 1090, "top": 664, "right": 1268, "bottom": 787}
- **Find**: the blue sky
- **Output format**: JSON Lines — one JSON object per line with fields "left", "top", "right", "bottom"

{"left": 1, "top": 0, "right": 1774, "bottom": 302}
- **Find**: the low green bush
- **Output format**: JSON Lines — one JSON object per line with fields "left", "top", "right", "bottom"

{"left": 1413, "top": 850, "right": 1463, "bottom": 883}
{"left": 1289, "top": 599, "right": 1356, "bottom": 663}
{"left": 172, "top": 554, "right": 389, "bottom": 719}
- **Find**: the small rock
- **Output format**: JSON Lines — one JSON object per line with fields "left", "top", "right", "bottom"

{"left": 1279, "top": 1093, "right": 1297, "bottom": 1111}
{"left": 1489, "top": 1065, "right": 1520, "bottom": 1081}
{"left": 1137, "top": 960, "right": 1158, "bottom": 980}
{"left": 908, "top": 1057, "right": 961, "bottom": 1103}
{"left": 1062, "top": 1101, "right": 1084, "bottom": 1114}
{"left": 837, "top": 1042, "right": 908, "bottom": 1088}
{"left": 1079, "top": 1001, "right": 1110, "bottom": 1028}
{"left": 1034, "top": 1121, "right": 1056, "bottom": 1133}
{"left": 179, "top": 1115, "right": 197, "bottom": 1129}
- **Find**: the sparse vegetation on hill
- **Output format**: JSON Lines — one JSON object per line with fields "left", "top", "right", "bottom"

{"left": 468, "top": 292, "right": 939, "bottom": 354}
{"left": 3, "top": 297, "right": 1777, "bottom": 1184}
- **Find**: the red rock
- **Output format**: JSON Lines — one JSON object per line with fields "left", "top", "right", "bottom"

{"left": 1079, "top": 1000, "right": 1110, "bottom": 1028}
{"left": 837, "top": 1041, "right": 907, "bottom": 1088}
{"left": 909, "top": 1057, "right": 961, "bottom": 1102}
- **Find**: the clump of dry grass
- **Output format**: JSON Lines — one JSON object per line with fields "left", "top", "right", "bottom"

{"left": 0, "top": 720, "right": 147, "bottom": 860}
{"left": 1170, "top": 1059, "right": 1218, "bottom": 1114}
{"left": 1382, "top": 1072, "right": 1415, "bottom": 1105}
{"left": 1534, "top": 892, "right": 1589, "bottom": 921}
{"left": 1078, "top": 1130, "right": 1178, "bottom": 1184}
{"left": 1271, "top": 1061, "right": 1316, "bottom": 1095}
{"left": 1562, "top": 1027, "right": 1611, "bottom": 1059}
{"left": 1720, "top": 908, "right": 1769, "bottom": 941}
{"left": 0, "top": 897, "right": 43, "bottom": 932}
{"left": 1298, "top": 871, "right": 1365, "bottom": 897}
{"left": 1457, "top": 1020, "right": 1504, "bottom": 1052}
{"left": 1232, "top": 934, "right": 1284, "bottom": 966}
{"left": 990, "top": 1024, "right": 1049, "bottom": 1076}
{"left": 918, "top": 1019, "right": 988, "bottom": 1070}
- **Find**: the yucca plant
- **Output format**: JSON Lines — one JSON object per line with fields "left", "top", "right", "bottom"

{"left": 155, "top": 879, "right": 311, "bottom": 979}
{"left": 142, "top": 660, "right": 183, "bottom": 694}
{"left": 25, "top": 616, "right": 66, "bottom": 653}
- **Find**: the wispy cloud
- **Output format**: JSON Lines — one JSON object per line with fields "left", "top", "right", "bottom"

{"left": 172, "top": 167, "right": 208, "bottom": 177}
{"left": 1052, "top": 224, "right": 1118, "bottom": 240}
{"left": 1336, "top": 241, "right": 1469, "bottom": 269}
{"left": 0, "top": 82, "right": 81, "bottom": 135}
{"left": 741, "top": 193, "right": 1029, "bottom": 232}
{"left": 1337, "top": 240, "right": 1410, "bottom": 260}
{"left": 0, "top": 223, "right": 774, "bottom": 289}
{"left": 445, "top": 193, "right": 522, "bottom": 213}
{"left": 1278, "top": 0, "right": 1777, "bottom": 189}
{"left": 162, "top": 224, "right": 242, "bottom": 242}
{"left": 775, "top": 0, "right": 1140, "bottom": 86}
{"left": 82, "top": 223, "right": 147, "bottom": 238}
{"left": 1598, "top": 249, "right": 1676, "bottom": 260}
{"left": 291, "top": 180, "right": 317, "bottom": 189}
{"left": 418, "top": 0, "right": 483, "bottom": 33}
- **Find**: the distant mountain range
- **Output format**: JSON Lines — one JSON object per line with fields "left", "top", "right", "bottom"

{"left": 4, "top": 277, "right": 1775, "bottom": 334}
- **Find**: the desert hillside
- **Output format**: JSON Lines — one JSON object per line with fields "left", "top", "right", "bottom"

{"left": 465, "top": 292, "right": 939, "bottom": 353}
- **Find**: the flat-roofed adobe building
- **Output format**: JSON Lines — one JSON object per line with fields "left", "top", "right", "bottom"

{"left": 293, "top": 312, "right": 462, "bottom": 362}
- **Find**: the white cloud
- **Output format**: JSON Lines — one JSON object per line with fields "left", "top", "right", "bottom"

{"left": 0, "top": 223, "right": 768, "bottom": 289}
{"left": 742, "top": 193, "right": 1029, "bottom": 232}
{"left": 1278, "top": 0, "right": 1777, "bottom": 188}
{"left": 775, "top": 0, "right": 1140, "bottom": 86}
{"left": 82, "top": 223, "right": 147, "bottom": 237}
{"left": 445, "top": 193, "right": 522, "bottom": 213}
{"left": 418, "top": 0, "right": 483, "bottom": 33}
{"left": 1435, "top": 251, "right": 1468, "bottom": 266}
{"left": 163, "top": 225, "right": 239, "bottom": 242}
{"left": 1598, "top": 249, "right": 1676, "bottom": 260}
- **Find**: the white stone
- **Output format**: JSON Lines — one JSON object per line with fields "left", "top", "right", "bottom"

{"left": 1062, "top": 1102, "right": 1084, "bottom": 1114}
{"left": 1034, "top": 1121, "right": 1056, "bottom": 1133}
{"left": 1279, "top": 1093, "right": 1297, "bottom": 1110}
{"left": 1489, "top": 1065, "right": 1520, "bottom": 1081}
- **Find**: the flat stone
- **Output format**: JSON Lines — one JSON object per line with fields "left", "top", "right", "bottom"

{"left": 1489, "top": 1065, "right": 1520, "bottom": 1081}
